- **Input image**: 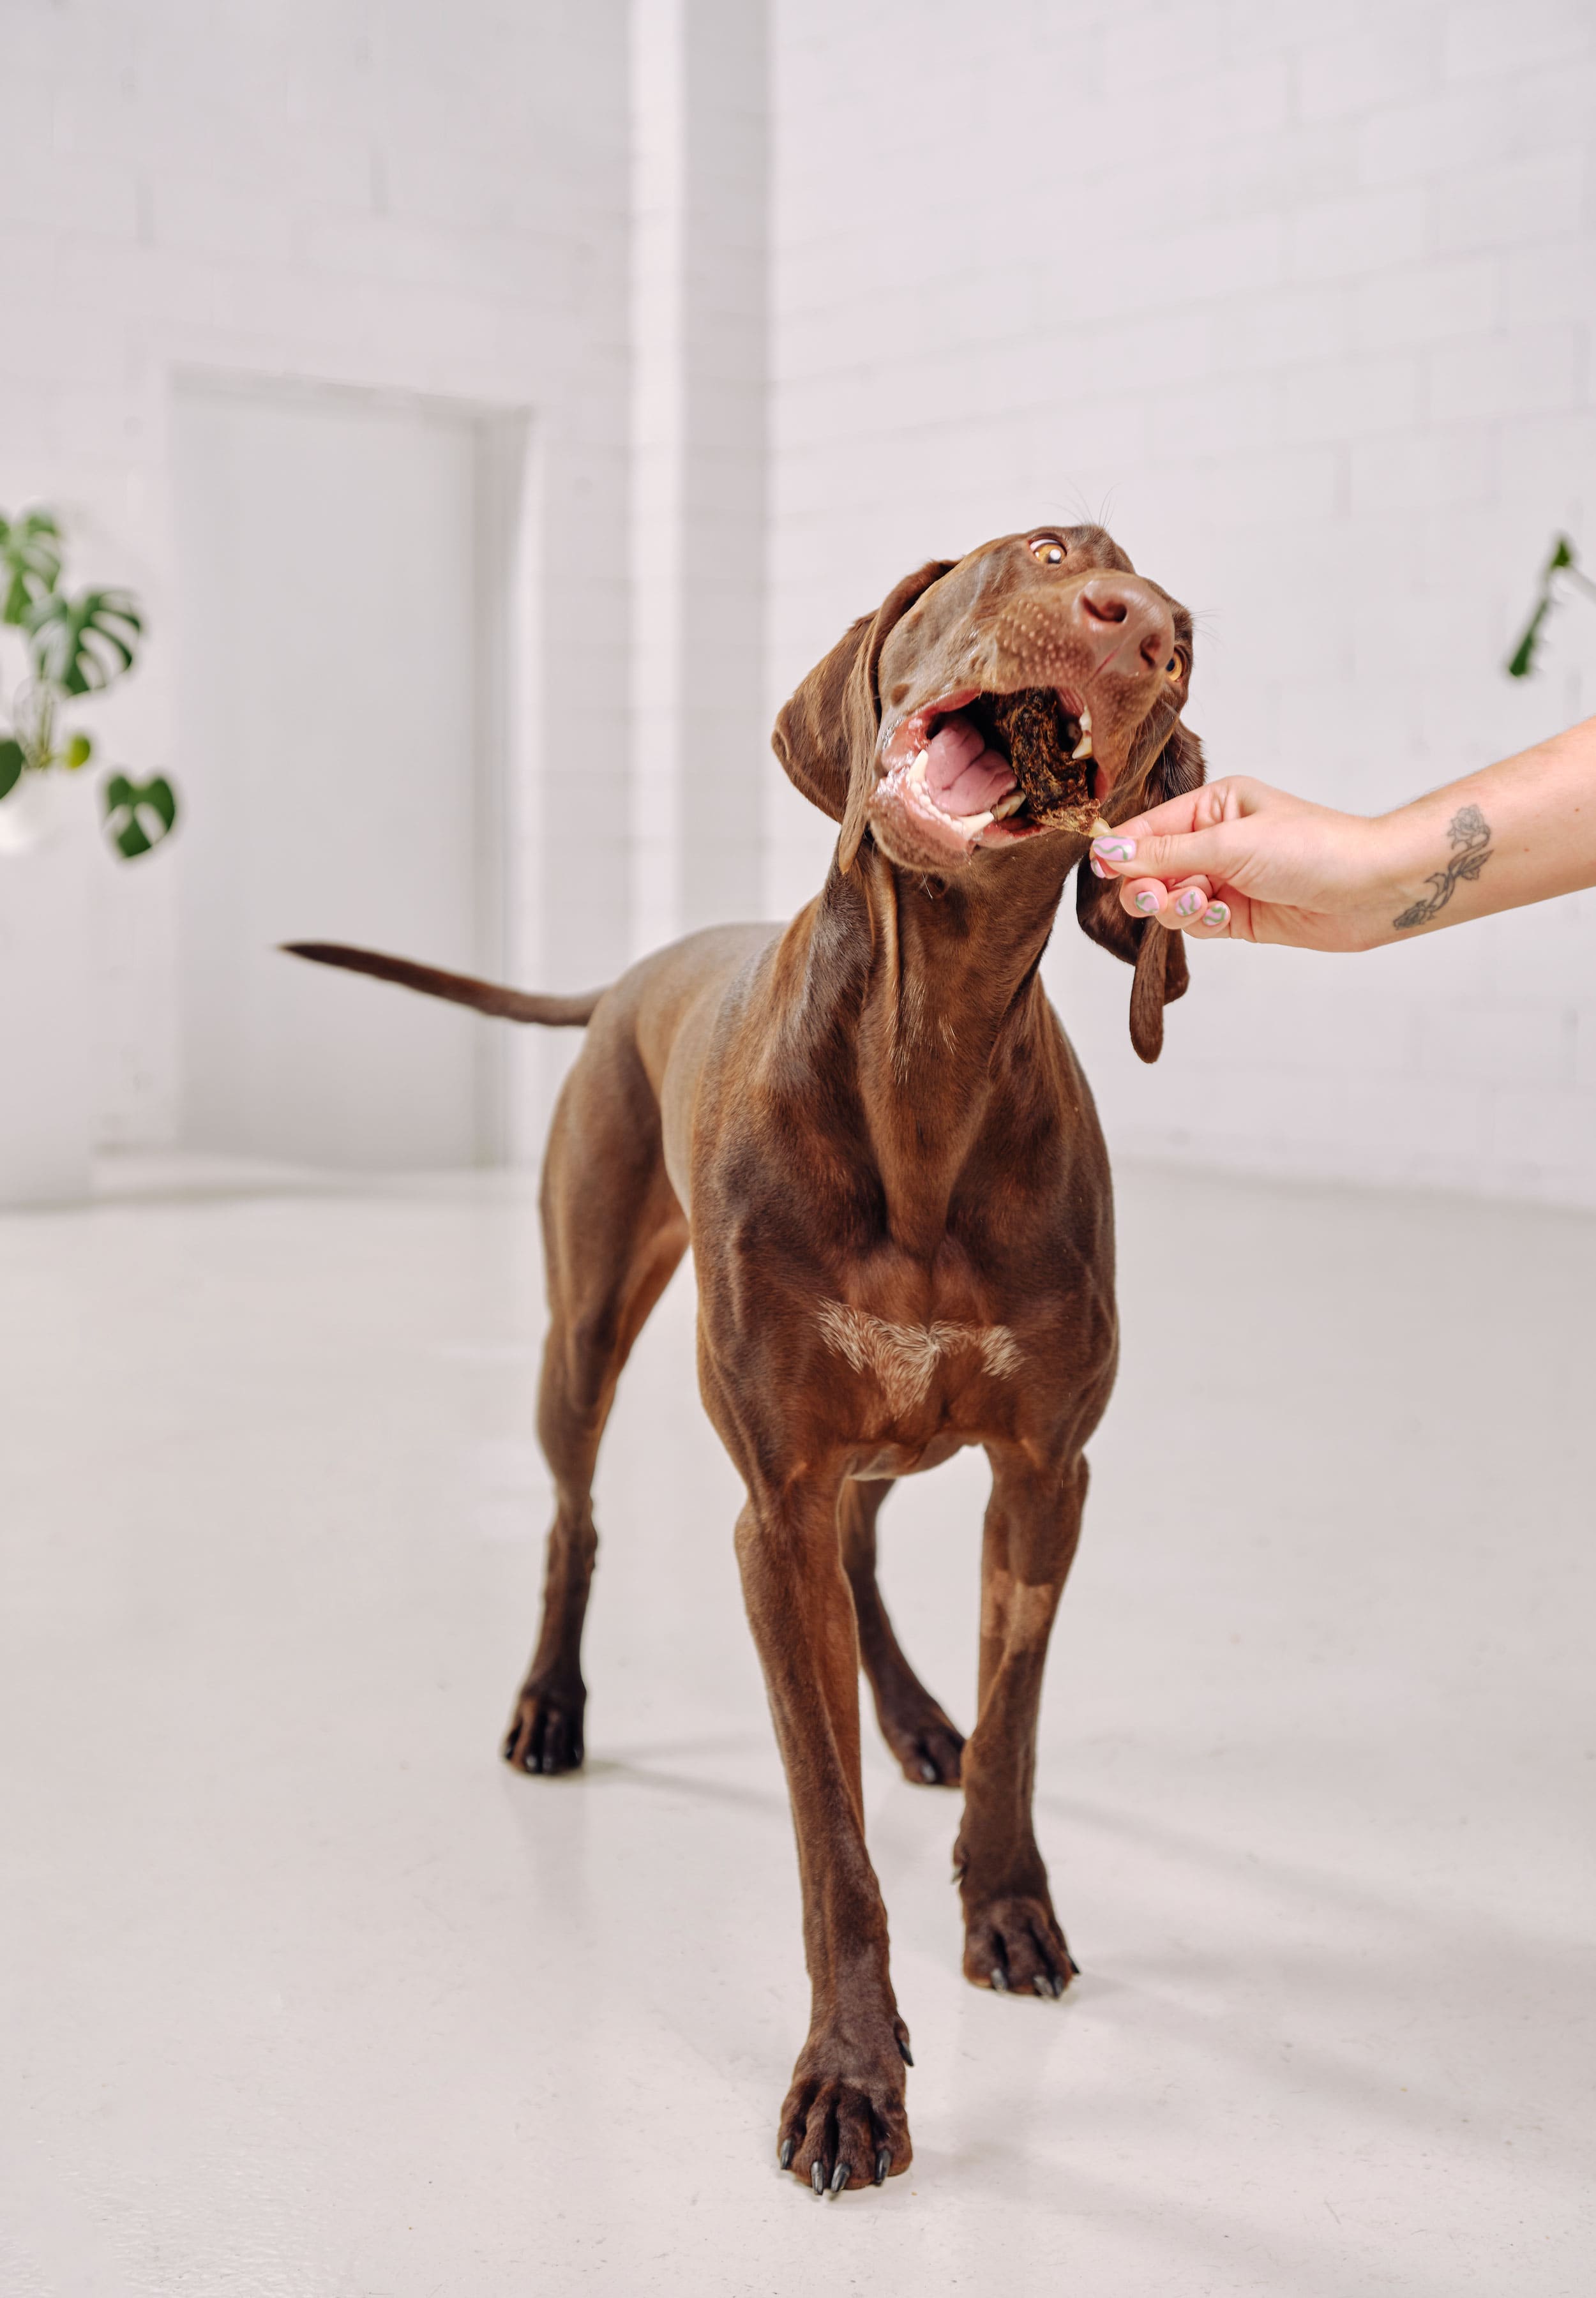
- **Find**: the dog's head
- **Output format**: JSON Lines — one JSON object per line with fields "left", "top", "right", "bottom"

{"left": 772, "top": 524, "right": 1205, "bottom": 1060}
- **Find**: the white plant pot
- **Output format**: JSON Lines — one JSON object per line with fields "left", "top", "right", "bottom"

{"left": 0, "top": 772, "right": 95, "bottom": 1207}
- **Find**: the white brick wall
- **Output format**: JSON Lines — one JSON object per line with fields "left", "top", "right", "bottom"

{"left": 10, "top": 1, "right": 1595, "bottom": 1206}
{"left": 0, "top": 0, "right": 632, "bottom": 1158}
{"left": 767, "top": 0, "right": 1596, "bottom": 1207}
{"left": 631, "top": 0, "right": 768, "bottom": 958}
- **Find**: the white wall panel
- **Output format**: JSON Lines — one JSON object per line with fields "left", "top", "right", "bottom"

{"left": 173, "top": 382, "right": 490, "bottom": 1169}
{"left": 0, "top": 0, "right": 631, "bottom": 1163}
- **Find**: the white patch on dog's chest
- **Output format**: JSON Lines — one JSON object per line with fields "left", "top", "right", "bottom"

{"left": 817, "top": 1300, "right": 1021, "bottom": 1415}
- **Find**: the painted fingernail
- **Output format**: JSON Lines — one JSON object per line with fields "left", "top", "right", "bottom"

{"left": 1090, "top": 856, "right": 1109, "bottom": 877}
{"left": 1175, "top": 889, "right": 1203, "bottom": 918}
{"left": 1092, "top": 837, "right": 1136, "bottom": 862}
{"left": 1203, "top": 902, "right": 1229, "bottom": 927}
{"left": 1134, "top": 889, "right": 1161, "bottom": 914}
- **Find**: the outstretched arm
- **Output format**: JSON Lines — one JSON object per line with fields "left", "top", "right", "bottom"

{"left": 1088, "top": 715, "right": 1596, "bottom": 953}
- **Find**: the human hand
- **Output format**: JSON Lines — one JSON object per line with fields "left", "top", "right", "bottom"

{"left": 1088, "top": 777, "right": 1403, "bottom": 954}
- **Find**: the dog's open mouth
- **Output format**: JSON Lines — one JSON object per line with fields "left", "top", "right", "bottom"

{"left": 872, "top": 686, "right": 1111, "bottom": 866}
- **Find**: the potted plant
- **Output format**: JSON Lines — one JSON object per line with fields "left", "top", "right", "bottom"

{"left": 0, "top": 507, "right": 179, "bottom": 1206}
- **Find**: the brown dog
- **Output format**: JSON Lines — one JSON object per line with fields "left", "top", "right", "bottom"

{"left": 286, "top": 522, "right": 1203, "bottom": 2194}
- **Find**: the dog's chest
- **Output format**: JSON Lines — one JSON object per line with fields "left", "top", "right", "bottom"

{"left": 816, "top": 1299, "right": 1020, "bottom": 1419}
{"left": 812, "top": 1297, "right": 1029, "bottom": 1476}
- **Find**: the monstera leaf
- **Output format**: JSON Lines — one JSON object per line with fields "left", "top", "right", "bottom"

{"left": 0, "top": 509, "right": 177, "bottom": 864}
{"left": 103, "top": 772, "right": 177, "bottom": 859}
{"left": 26, "top": 586, "right": 143, "bottom": 695}
{"left": 0, "top": 508, "right": 63, "bottom": 625}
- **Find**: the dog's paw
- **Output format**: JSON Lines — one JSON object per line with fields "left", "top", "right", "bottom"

{"left": 877, "top": 1695, "right": 965, "bottom": 1788}
{"left": 501, "top": 1683, "right": 585, "bottom": 1775}
{"left": 962, "top": 1893, "right": 1076, "bottom": 1999}
{"left": 776, "top": 2027, "right": 913, "bottom": 2194}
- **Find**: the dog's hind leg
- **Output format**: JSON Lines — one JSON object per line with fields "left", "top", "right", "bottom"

{"left": 502, "top": 1029, "right": 687, "bottom": 1775}
{"left": 839, "top": 1479, "right": 965, "bottom": 1787}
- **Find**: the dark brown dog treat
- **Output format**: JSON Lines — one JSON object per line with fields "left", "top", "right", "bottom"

{"left": 988, "top": 688, "right": 1098, "bottom": 830}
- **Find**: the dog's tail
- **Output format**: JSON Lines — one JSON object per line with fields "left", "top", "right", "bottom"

{"left": 280, "top": 942, "right": 605, "bottom": 1027}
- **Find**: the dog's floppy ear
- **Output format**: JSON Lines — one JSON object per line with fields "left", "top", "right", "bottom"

{"left": 771, "top": 560, "right": 954, "bottom": 872}
{"left": 1076, "top": 715, "right": 1206, "bottom": 1063}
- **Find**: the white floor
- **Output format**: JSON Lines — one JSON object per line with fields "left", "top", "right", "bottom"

{"left": 1, "top": 1157, "right": 1592, "bottom": 2297}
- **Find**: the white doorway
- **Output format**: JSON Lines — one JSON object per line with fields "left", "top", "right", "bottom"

{"left": 172, "top": 380, "right": 522, "bottom": 1169}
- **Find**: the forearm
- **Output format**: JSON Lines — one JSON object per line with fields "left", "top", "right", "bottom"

{"left": 1371, "top": 715, "right": 1596, "bottom": 945}
{"left": 1092, "top": 713, "right": 1596, "bottom": 952}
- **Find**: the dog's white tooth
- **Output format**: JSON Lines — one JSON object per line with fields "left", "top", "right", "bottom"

{"left": 991, "top": 789, "right": 1026, "bottom": 819}
{"left": 1071, "top": 735, "right": 1094, "bottom": 761}
{"left": 965, "top": 810, "right": 994, "bottom": 832}
{"left": 909, "top": 750, "right": 929, "bottom": 785}
{"left": 1080, "top": 709, "right": 1092, "bottom": 732}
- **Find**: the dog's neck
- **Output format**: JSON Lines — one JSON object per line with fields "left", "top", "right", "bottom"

{"left": 804, "top": 835, "right": 1076, "bottom": 1260}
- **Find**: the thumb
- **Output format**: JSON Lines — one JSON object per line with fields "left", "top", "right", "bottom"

{"left": 1091, "top": 818, "right": 1240, "bottom": 883}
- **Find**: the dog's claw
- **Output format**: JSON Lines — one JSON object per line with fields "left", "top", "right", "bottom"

{"left": 811, "top": 2161, "right": 825, "bottom": 2195}
{"left": 963, "top": 1891, "right": 1073, "bottom": 1999}
{"left": 779, "top": 2138, "right": 794, "bottom": 2168}
{"left": 896, "top": 2033, "right": 914, "bottom": 2066}
{"left": 878, "top": 1699, "right": 963, "bottom": 1788}
{"left": 502, "top": 1686, "right": 585, "bottom": 1776}
{"left": 830, "top": 2161, "right": 849, "bottom": 2195}
{"left": 875, "top": 2147, "right": 891, "bottom": 2185}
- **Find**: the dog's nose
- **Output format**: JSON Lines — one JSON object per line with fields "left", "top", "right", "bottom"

{"left": 1074, "top": 578, "right": 1175, "bottom": 677}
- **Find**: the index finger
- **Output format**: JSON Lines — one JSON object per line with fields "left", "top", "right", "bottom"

{"left": 1103, "top": 785, "right": 1215, "bottom": 845}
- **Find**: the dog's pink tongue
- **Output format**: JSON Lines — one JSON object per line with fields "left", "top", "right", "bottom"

{"left": 924, "top": 713, "right": 1014, "bottom": 816}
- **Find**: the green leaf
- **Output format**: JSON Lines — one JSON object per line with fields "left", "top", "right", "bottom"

{"left": 26, "top": 586, "right": 143, "bottom": 696}
{"left": 63, "top": 731, "right": 94, "bottom": 769}
{"left": 1505, "top": 593, "right": 1551, "bottom": 679}
{"left": 103, "top": 771, "right": 178, "bottom": 860}
{"left": 0, "top": 508, "right": 63, "bottom": 625}
{"left": 0, "top": 737, "right": 24, "bottom": 802}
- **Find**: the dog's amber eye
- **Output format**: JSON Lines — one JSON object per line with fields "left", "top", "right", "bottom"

{"left": 1028, "top": 537, "right": 1066, "bottom": 565}
{"left": 1164, "top": 653, "right": 1184, "bottom": 680}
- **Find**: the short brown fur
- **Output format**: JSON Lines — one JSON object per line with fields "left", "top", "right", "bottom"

{"left": 287, "top": 523, "right": 1205, "bottom": 2192}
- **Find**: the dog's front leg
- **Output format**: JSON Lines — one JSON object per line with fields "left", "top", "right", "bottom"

{"left": 734, "top": 1487, "right": 912, "bottom": 2193}
{"left": 954, "top": 1446, "right": 1087, "bottom": 1999}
